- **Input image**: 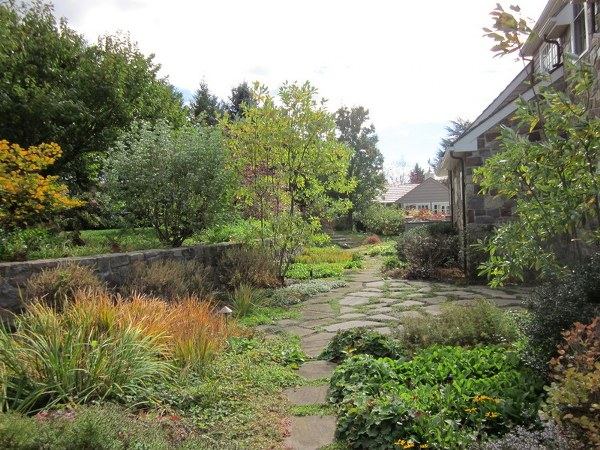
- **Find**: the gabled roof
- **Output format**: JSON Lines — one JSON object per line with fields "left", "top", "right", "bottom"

{"left": 378, "top": 184, "right": 419, "bottom": 204}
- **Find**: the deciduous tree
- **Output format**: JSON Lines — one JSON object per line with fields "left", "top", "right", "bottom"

{"left": 222, "top": 82, "right": 354, "bottom": 278}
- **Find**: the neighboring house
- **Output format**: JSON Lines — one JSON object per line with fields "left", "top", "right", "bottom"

{"left": 378, "top": 178, "right": 450, "bottom": 213}
{"left": 436, "top": 0, "right": 600, "bottom": 236}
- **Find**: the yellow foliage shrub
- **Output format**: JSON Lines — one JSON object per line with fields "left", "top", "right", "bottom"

{"left": 0, "top": 140, "right": 83, "bottom": 228}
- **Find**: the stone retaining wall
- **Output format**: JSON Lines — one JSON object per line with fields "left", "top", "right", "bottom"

{"left": 0, "top": 242, "right": 239, "bottom": 312}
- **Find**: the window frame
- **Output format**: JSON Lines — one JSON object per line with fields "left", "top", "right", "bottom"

{"left": 572, "top": 1, "right": 590, "bottom": 57}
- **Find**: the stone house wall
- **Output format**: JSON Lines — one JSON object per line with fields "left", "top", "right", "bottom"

{"left": 0, "top": 242, "right": 240, "bottom": 312}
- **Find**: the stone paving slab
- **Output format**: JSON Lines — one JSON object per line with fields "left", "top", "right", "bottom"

{"left": 324, "top": 320, "right": 383, "bottom": 332}
{"left": 370, "top": 314, "right": 399, "bottom": 322}
{"left": 339, "top": 296, "right": 370, "bottom": 306}
{"left": 285, "top": 415, "right": 336, "bottom": 450}
{"left": 396, "top": 300, "right": 425, "bottom": 308}
{"left": 299, "top": 361, "right": 337, "bottom": 380}
{"left": 352, "top": 291, "right": 382, "bottom": 298}
{"left": 285, "top": 385, "right": 328, "bottom": 405}
{"left": 338, "top": 312, "right": 367, "bottom": 320}
{"left": 423, "top": 304, "right": 443, "bottom": 315}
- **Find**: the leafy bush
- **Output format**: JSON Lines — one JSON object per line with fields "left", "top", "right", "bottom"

{"left": 521, "top": 254, "right": 600, "bottom": 373}
{"left": 475, "top": 421, "right": 583, "bottom": 450}
{"left": 382, "top": 255, "right": 404, "bottom": 271}
{"left": 463, "top": 224, "right": 495, "bottom": 281}
{"left": 357, "top": 204, "right": 405, "bottom": 236}
{"left": 400, "top": 300, "right": 521, "bottom": 353}
{"left": 310, "top": 232, "right": 332, "bottom": 247}
{"left": 24, "top": 264, "right": 106, "bottom": 309}
{"left": 0, "top": 140, "right": 83, "bottom": 230}
{"left": 268, "top": 279, "right": 347, "bottom": 307}
{"left": 0, "top": 404, "right": 204, "bottom": 449}
{"left": 106, "top": 121, "right": 233, "bottom": 247}
{"left": 363, "top": 234, "right": 381, "bottom": 245}
{"left": 332, "top": 346, "right": 543, "bottom": 449}
{"left": 122, "top": 259, "right": 214, "bottom": 299}
{"left": 542, "top": 318, "right": 600, "bottom": 447}
{"left": 321, "top": 328, "right": 404, "bottom": 363}
{"left": 397, "top": 223, "right": 459, "bottom": 279}
{"left": 0, "top": 301, "right": 172, "bottom": 413}
{"left": 0, "top": 227, "right": 60, "bottom": 262}
{"left": 218, "top": 245, "right": 280, "bottom": 288}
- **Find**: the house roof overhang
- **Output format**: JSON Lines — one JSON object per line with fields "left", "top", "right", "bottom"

{"left": 436, "top": 64, "right": 565, "bottom": 175}
{"left": 521, "top": 0, "right": 571, "bottom": 57}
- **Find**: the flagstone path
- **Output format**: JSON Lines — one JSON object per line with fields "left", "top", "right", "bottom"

{"left": 269, "top": 259, "right": 528, "bottom": 450}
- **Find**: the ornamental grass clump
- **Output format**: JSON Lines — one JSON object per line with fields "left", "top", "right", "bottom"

{"left": 71, "top": 290, "right": 233, "bottom": 370}
{"left": 0, "top": 300, "right": 172, "bottom": 413}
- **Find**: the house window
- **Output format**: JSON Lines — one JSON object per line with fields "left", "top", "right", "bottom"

{"left": 573, "top": 2, "right": 588, "bottom": 56}
{"left": 541, "top": 42, "right": 560, "bottom": 72}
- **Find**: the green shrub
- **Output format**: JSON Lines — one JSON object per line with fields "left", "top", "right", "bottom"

{"left": 542, "top": 318, "right": 600, "bottom": 447}
{"left": 397, "top": 223, "right": 459, "bottom": 279}
{"left": 382, "top": 255, "right": 404, "bottom": 271}
{"left": 218, "top": 245, "right": 280, "bottom": 288}
{"left": 332, "top": 346, "right": 543, "bottom": 449}
{"left": 310, "top": 233, "right": 332, "bottom": 247}
{"left": 24, "top": 264, "right": 106, "bottom": 309}
{"left": 268, "top": 279, "right": 347, "bottom": 307}
{"left": 521, "top": 253, "right": 600, "bottom": 374}
{"left": 357, "top": 204, "right": 405, "bottom": 236}
{"left": 321, "top": 328, "right": 404, "bottom": 363}
{"left": 0, "top": 227, "right": 60, "bottom": 262}
{"left": 400, "top": 299, "right": 521, "bottom": 352}
{"left": 106, "top": 121, "right": 233, "bottom": 247}
{"left": 0, "top": 302, "right": 172, "bottom": 413}
{"left": 122, "top": 259, "right": 214, "bottom": 299}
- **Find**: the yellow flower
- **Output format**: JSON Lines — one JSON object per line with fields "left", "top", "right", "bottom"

{"left": 420, "top": 445, "right": 430, "bottom": 449}
{"left": 464, "top": 407, "right": 477, "bottom": 414}
{"left": 485, "top": 411, "right": 500, "bottom": 419}
{"left": 473, "top": 395, "right": 500, "bottom": 404}
{"left": 394, "top": 439, "right": 415, "bottom": 449}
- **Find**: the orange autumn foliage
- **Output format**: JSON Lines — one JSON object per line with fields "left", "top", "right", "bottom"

{"left": 0, "top": 139, "right": 83, "bottom": 228}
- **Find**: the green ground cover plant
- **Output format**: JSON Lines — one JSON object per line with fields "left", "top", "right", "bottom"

{"left": 365, "top": 241, "right": 396, "bottom": 257}
{"left": 286, "top": 246, "right": 362, "bottom": 280}
{"left": 330, "top": 345, "right": 543, "bottom": 449}
{"left": 321, "top": 328, "right": 404, "bottom": 362}
{"left": 400, "top": 299, "right": 521, "bottom": 353}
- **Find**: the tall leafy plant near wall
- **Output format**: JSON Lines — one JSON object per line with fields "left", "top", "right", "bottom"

{"left": 222, "top": 82, "right": 355, "bottom": 279}
{"left": 473, "top": 4, "right": 600, "bottom": 285}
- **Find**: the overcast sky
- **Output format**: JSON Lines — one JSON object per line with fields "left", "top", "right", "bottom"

{"left": 53, "top": 0, "right": 548, "bottom": 175}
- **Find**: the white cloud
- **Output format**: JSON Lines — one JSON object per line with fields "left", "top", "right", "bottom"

{"left": 52, "top": 0, "right": 548, "bottom": 167}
